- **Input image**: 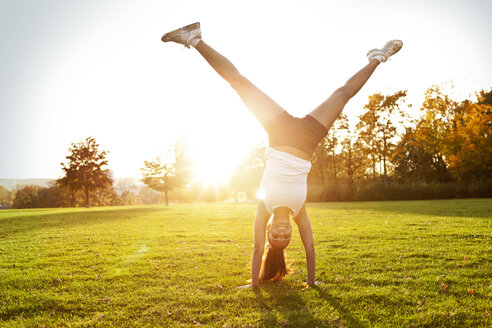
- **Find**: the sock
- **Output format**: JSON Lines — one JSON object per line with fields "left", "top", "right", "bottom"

{"left": 190, "top": 37, "right": 201, "bottom": 48}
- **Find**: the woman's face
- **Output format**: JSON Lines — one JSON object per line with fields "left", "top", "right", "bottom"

{"left": 268, "top": 212, "right": 292, "bottom": 249}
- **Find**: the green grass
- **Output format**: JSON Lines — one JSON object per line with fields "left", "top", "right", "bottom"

{"left": 0, "top": 199, "right": 491, "bottom": 327}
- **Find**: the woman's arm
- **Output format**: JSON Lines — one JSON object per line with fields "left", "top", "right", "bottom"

{"left": 251, "top": 201, "right": 270, "bottom": 287}
{"left": 293, "top": 203, "right": 316, "bottom": 286}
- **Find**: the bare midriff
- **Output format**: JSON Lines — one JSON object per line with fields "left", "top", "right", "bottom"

{"left": 273, "top": 146, "right": 311, "bottom": 161}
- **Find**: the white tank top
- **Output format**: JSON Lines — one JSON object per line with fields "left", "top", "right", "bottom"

{"left": 259, "top": 147, "right": 312, "bottom": 217}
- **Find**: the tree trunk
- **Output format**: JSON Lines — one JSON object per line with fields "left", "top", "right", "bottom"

{"left": 320, "top": 156, "right": 329, "bottom": 201}
{"left": 347, "top": 147, "right": 354, "bottom": 197}
{"left": 372, "top": 154, "right": 376, "bottom": 181}
{"left": 378, "top": 156, "right": 383, "bottom": 182}
{"left": 383, "top": 156, "right": 387, "bottom": 185}
{"left": 85, "top": 188, "right": 90, "bottom": 208}
{"left": 331, "top": 151, "right": 338, "bottom": 200}
{"left": 164, "top": 188, "right": 169, "bottom": 206}
{"left": 383, "top": 138, "right": 388, "bottom": 185}
{"left": 332, "top": 150, "right": 338, "bottom": 185}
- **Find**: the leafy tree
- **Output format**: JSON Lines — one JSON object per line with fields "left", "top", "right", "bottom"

{"left": 58, "top": 137, "right": 113, "bottom": 207}
{"left": 12, "top": 185, "right": 39, "bottom": 209}
{"left": 357, "top": 101, "right": 379, "bottom": 181}
{"left": 309, "top": 136, "right": 333, "bottom": 187}
{"left": 309, "top": 115, "right": 353, "bottom": 200}
{"left": 393, "top": 127, "right": 451, "bottom": 183}
{"left": 443, "top": 90, "right": 492, "bottom": 182}
{"left": 141, "top": 156, "right": 174, "bottom": 206}
{"left": 338, "top": 115, "right": 366, "bottom": 195}
{"left": 88, "top": 185, "right": 119, "bottom": 206}
{"left": 478, "top": 89, "right": 492, "bottom": 105}
{"left": 35, "top": 183, "right": 71, "bottom": 207}
{"left": 141, "top": 141, "right": 191, "bottom": 206}
{"left": 358, "top": 91, "right": 408, "bottom": 184}
{"left": 416, "top": 86, "right": 459, "bottom": 183}
{"left": 0, "top": 186, "right": 11, "bottom": 205}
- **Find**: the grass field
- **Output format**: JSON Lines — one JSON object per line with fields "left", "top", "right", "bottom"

{"left": 0, "top": 199, "right": 491, "bottom": 327}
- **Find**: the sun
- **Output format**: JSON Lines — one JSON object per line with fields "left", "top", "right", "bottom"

{"left": 192, "top": 159, "right": 232, "bottom": 186}
{"left": 181, "top": 107, "right": 267, "bottom": 186}
{"left": 188, "top": 145, "right": 243, "bottom": 186}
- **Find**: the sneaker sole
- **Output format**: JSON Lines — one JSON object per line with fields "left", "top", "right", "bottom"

{"left": 367, "top": 40, "right": 403, "bottom": 62}
{"left": 161, "top": 22, "right": 200, "bottom": 42}
{"left": 383, "top": 40, "right": 403, "bottom": 57}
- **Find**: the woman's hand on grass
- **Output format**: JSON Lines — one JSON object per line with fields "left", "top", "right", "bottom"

{"left": 302, "top": 281, "right": 322, "bottom": 288}
{"left": 238, "top": 284, "right": 258, "bottom": 290}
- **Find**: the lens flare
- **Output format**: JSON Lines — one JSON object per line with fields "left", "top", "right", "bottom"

{"left": 256, "top": 189, "right": 266, "bottom": 200}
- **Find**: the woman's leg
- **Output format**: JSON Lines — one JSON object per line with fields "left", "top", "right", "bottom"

{"left": 309, "top": 59, "right": 380, "bottom": 130}
{"left": 195, "top": 40, "right": 285, "bottom": 124}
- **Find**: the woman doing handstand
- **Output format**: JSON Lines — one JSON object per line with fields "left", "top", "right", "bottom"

{"left": 161, "top": 22, "right": 403, "bottom": 288}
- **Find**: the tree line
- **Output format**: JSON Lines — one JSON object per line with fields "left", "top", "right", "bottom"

{"left": 4, "top": 137, "right": 164, "bottom": 209}
{"left": 4, "top": 86, "right": 491, "bottom": 208}
{"left": 5, "top": 137, "right": 229, "bottom": 208}
{"left": 229, "top": 86, "right": 491, "bottom": 201}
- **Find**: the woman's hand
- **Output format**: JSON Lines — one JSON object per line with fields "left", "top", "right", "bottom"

{"left": 302, "top": 281, "right": 323, "bottom": 288}
{"left": 238, "top": 284, "right": 258, "bottom": 290}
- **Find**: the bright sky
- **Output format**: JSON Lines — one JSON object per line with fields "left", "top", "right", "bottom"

{"left": 1, "top": 0, "right": 491, "bottom": 184}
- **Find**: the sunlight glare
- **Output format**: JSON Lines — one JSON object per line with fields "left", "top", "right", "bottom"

{"left": 188, "top": 142, "right": 242, "bottom": 186}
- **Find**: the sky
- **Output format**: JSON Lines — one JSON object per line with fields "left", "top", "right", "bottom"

{"left": 1, "top": 0, "right": 491, "bottom": 184}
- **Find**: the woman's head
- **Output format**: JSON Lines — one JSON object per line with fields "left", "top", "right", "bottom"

{"left": 267, "top": 207, "right": 292, "bottom": 249}
{"left": 259, "top": 207, "right": 292, "bottom": 282}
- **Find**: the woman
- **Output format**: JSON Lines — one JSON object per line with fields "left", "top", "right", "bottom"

{"left": 161, "top": 22, "right": 402, "bottom": 288}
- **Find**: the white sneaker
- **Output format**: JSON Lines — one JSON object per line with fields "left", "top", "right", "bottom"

{"left": 161, "top": 22, "right": 201, "bottom": 48}
{"left": 367, "top": 40, "right": 403, "bottom": 63}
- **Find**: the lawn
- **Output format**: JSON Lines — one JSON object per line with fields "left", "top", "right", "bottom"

{"left": 0, "top": 199, "right": 490, "bottom": 327}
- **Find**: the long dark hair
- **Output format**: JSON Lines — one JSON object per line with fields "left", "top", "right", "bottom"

{"left": 259, "top": 244, "right": 290, "bottom": 281}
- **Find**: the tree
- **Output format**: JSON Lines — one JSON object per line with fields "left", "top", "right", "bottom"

{"left": 392, "top": 127, "right": 451, "bottom": 183}
{"left": 416, "top": 86, "right": 458, "bottom": 183}
{"left": 0, "top": 186, "right": 11, "bottom": 206}
{"left": 338, "top": 115, "right": 366, "bottom": 195}
{"left": 141, "top": 156, "right": 174, "bottom": 206}
{"left": 35, "top": 182, "right": 71, "bottom": 208}
{"left": 442, "top": 90, "right": 492, "bottom": 182}
{"left": 58, "top": 137, "right": 113, "bottom": 207}
{"left": 12, "top": 185, "right": 39, "bottom": 209}
{"left": 141, "top": 141, "right": 191, "bottom": 206}
{"left": 357, "top": 101, "right": 379, "bottom": 181}
{"left": 309, "top": 136, "right": 332, "bottom": 187}
{"left": 358, "top": 91, "right": 408, "bottom": 184}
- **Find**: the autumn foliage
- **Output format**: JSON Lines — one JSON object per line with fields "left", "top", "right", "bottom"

{"left": 231, "top": 87, "right": 492, "bottom": 201}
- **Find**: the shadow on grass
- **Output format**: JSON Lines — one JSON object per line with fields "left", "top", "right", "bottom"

{"left": 312, "top": 287, "right": 367, "bottom": 328}
{"left": 0, "top": 206, "right": 169, "bottom": 236}
{"left": 253, "top": 281, "right": 366, "bottom": 327}
{"left": 253, "top": 282, "right": 313, "bottom": 327}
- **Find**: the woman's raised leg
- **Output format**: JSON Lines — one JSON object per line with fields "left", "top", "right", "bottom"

{"left": 309, "top": 59, "right": 380, "bottom": 130}
{"left": 309, "top": 39, "right": 403, "bottom": 130}
{"left": 195, "top": 40, "right": 285, "bottom": 124}
{"left": 161, "top": 22, "right": 285, "bottom": 124}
